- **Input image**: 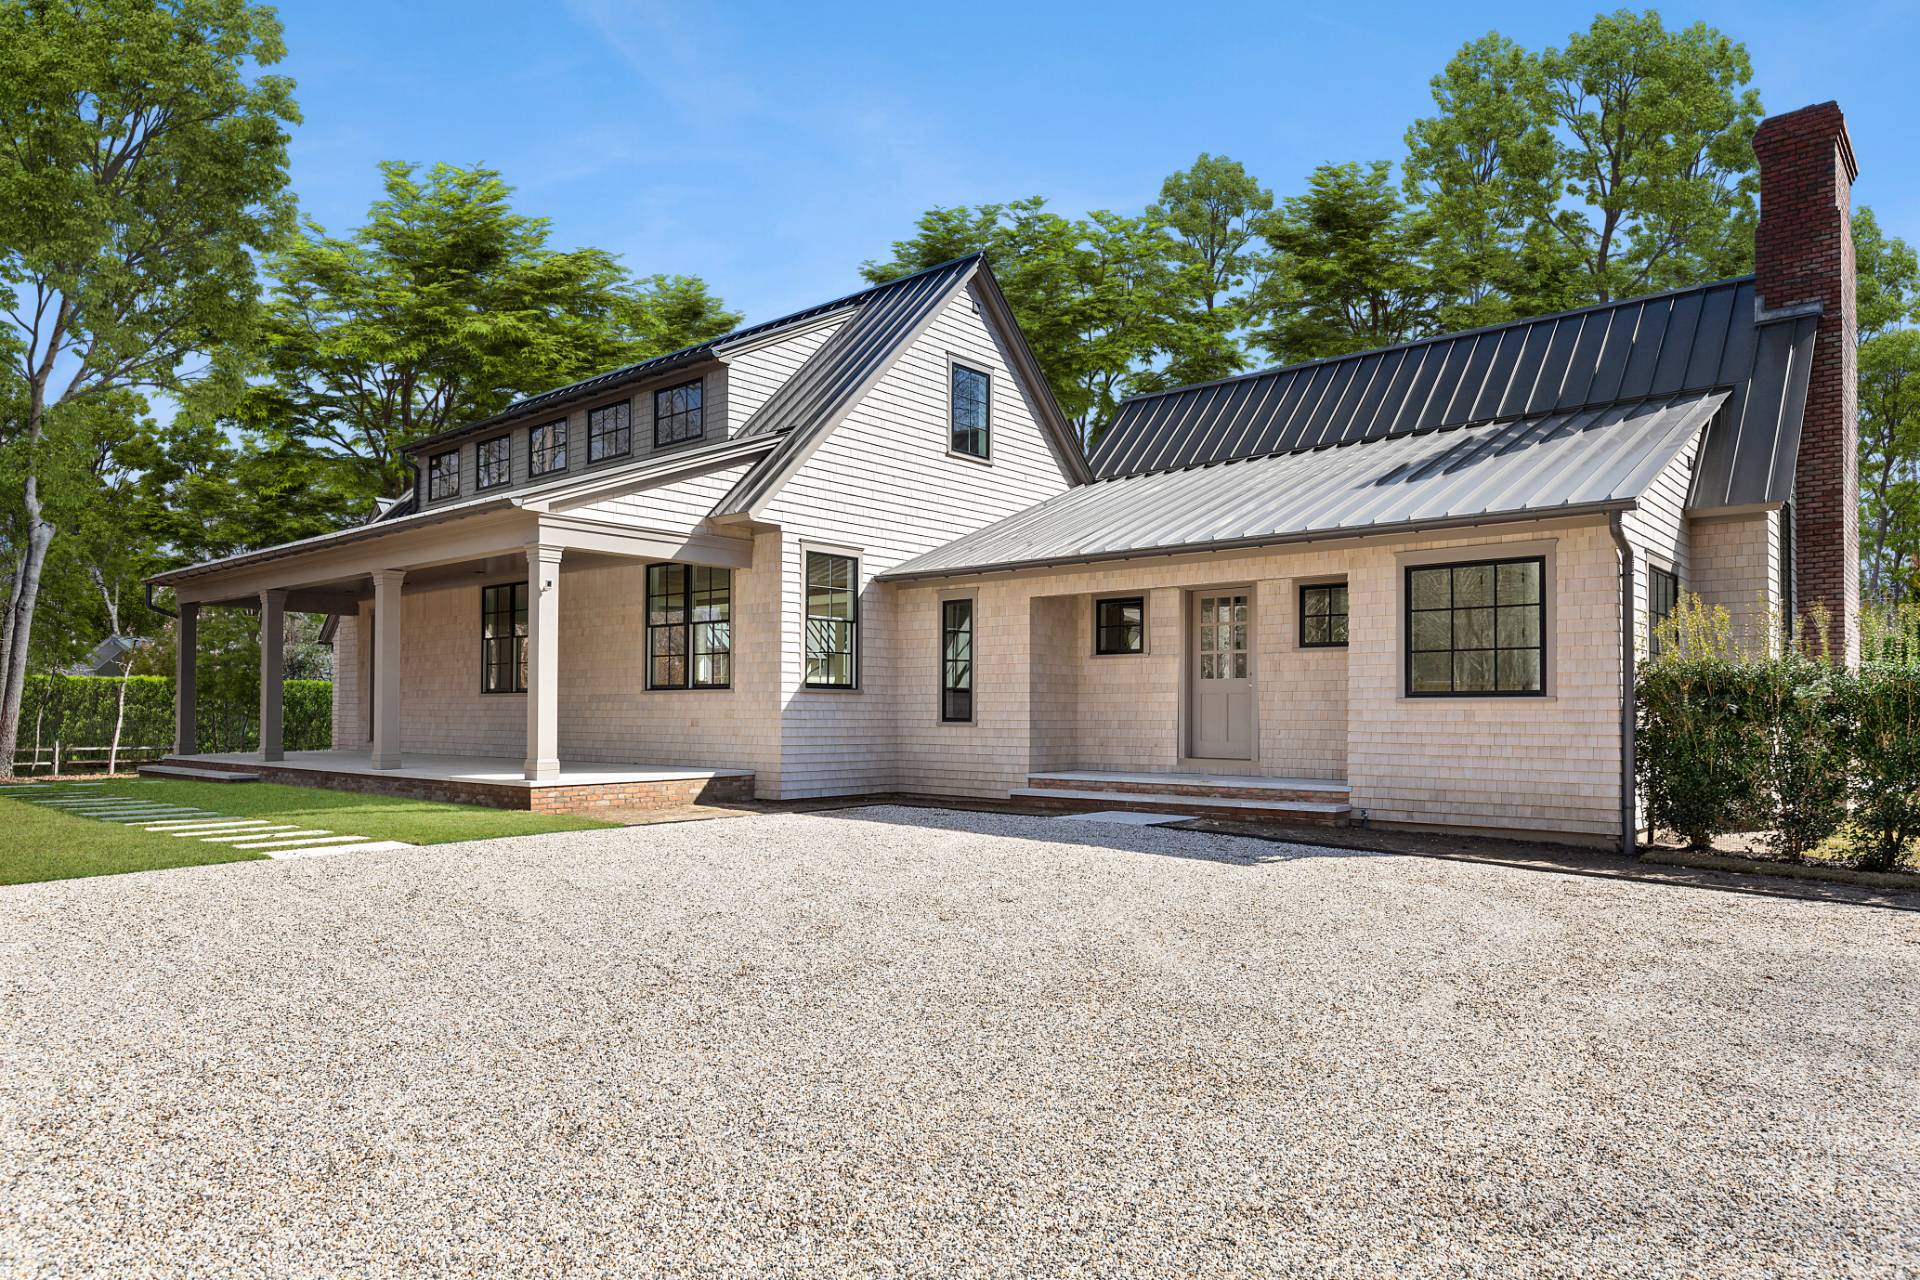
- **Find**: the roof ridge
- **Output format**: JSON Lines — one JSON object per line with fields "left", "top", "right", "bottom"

{"left": 1110, "top": 275, "right": 1758, "bottom": 412}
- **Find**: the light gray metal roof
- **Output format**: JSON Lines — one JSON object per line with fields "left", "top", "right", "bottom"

{"left": 1087, "top": 277, "right": 1816, "bottom": 511}
{"left": 883, "top": 391, "right": 1727, "bottom": 580}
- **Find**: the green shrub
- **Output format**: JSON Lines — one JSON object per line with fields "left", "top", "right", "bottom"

{"left": 1638, "top": 602, "right": 1770, "bottom": 848}
{"left": 13, "top": 674, "right": 332, "bottom": 766}
{"left": 1755, "top": 653, "right": 1850, "bottom": 861}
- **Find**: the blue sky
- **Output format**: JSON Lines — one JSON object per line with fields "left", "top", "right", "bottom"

{"left": 277, "top": 0, "right": 1920, "bottom": 325}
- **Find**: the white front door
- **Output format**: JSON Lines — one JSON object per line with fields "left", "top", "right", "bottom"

{"left": 1191, "top": 591, "right": 1253, "bottom": 760}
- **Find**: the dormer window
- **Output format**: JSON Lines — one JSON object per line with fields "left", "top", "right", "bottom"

{"left": 475, "top": 436, "right": 511, "bottom": 490}
{"left": 950, "top": 362, "right": 990, "bottom": 459}
{"left": 427, "top": 450, "right": 459, "bottom": 500}
{"left": 587, "top": 401, "right": 631, "bottom": 462}
{"left": 654, "top": 378, "right": 704, "bottom": 447}
{"left": 530, "top": 419, "right": 568, "bottom": 475}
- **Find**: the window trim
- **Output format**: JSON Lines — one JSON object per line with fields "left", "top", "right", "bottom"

{"left": 1298, "top": 580, "right": 1350, "bottom": 649}
{"left": 479, "top": 581, "right": 528, "bottom": 695}
{"left": 1093, "top": 594, "right": 1147, "bottom": 656}
{"left": 1402, "top": 553, "right": 1549, "bottom": 699}
{"left": 802, "top": 547, "right": 860, "bottom": 691}
{"left": 939, "top": 593, "right": 975, "bottom": 724}
{"left": 474, "top": 434, "right": 512, "bottom": 491}
{"left": 586, "top": 398, "right": 633, "bottom": 464}
{"left": 652, "top": 376, "right": 705, "bottom": 450}
{"left": 427, "top": 449, "right": 460, "bottom": 501}
{"left": 645, "top": 563, "right": 732, "bottom": 691}
{"left": 529, "top": 419, "right": 569, "bottom": 477}
{"left": 946, "top": 356, "right": 992, "bottom": 462}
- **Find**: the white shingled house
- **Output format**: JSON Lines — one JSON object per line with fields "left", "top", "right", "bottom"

{"left": 147, "top": 101, "right": 1862, "bottom": 849}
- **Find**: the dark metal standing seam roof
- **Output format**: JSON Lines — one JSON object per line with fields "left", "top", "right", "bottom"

{"left": 883, "top": 391, "right": 1728, "bottom": 580}
{"left": 1086, "top": 277, "right": 1818, "bottom": 511}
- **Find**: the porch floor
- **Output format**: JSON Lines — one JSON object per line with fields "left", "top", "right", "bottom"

{"left": 151, "top": 751, "right": 755, "bottom": 815}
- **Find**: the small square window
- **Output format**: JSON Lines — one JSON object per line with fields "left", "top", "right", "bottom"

{"left": 1299, "top": 583, "right": 1348, "bottom": 648}
{"left": 530, "top": 420, "right": 568, "bottom": 475}
{"left": 475, "top": 436, "right": 511, "bottom": 490}
{"left": 1095, "top": 597, "right": 1145, "bottom": 655}
{"left": 587, "top": 401, "right": 631, "bottom": 462}
{"left": 950, "top": 363, "right": 990, "bottom": 458}
{"left": 428, "top": 450, "right": 460, "bottom": 501}
{"left": 654, "top": 378, "right": 704, "bottom": 448}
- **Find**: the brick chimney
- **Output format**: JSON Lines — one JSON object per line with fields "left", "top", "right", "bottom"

{"left": 1753, "top": 101, "right": 1859, "bottom": 661}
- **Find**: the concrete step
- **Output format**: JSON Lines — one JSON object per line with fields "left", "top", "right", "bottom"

{"left": 1025, "top": 769, "right": 1349, "bottom": 805}
{"left": 1010, "top": 786, "right": 1350, "bottom": 825}
{"left": 139, "top": 764, "right": 263, "bottom": 782}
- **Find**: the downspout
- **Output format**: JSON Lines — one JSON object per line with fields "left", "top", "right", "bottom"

{"left": 1608, "top": 513, "right": 1637, "bottom": 858}
{"left": 144, "top": 582, "right": 177, "bottom": 619}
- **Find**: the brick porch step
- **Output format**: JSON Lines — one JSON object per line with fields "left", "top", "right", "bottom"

{"left": 1011, "top": 784, "right": 1350, "bottom": 825}
{"left": 1024, "top": 769, "right": 1349, "bottom": 806}
{"left": 140, "top": 763, "right": 264, "bottom": 782}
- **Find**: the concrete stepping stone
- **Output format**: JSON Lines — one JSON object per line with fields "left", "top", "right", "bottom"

{"left": 135, "top": 818, "right": 266, "bottom": 830}
{"left": 226, "top": 833, "right": 355, "bottom": 850}
{"left": 153, "top": 821, "right": 280, "bottom": 835}
{"left": 206, "top": 828, "right": 333, "bottom": 846}
{"left": 96, "top": 809, "right": 212, "bottom": 822}
{"left": 264, "top": 840, "right": 413, "bottom": 859}
{"left": 176, "top": 825, "right": 300, "bottom": 841}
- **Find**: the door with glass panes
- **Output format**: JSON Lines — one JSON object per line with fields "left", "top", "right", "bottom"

{"left": 1190, "top": 590, "right": 1253, "bottom": 759}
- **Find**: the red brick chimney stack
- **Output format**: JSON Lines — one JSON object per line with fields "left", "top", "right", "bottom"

{"left": 1752, "top": 101, "right": 1859, "bottom": 661}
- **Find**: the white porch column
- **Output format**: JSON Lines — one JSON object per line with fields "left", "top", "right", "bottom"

{"left": 174, "top": 602, "right": 198, "bottom": 756}
{"left": 370, "top": 569, "right": 406, "bottom": 769}
{"left": 524, "top": 544, "right": 564, "bottom": 782}
{"left": 258, "top": 589, "right": 287, "bottom": 762}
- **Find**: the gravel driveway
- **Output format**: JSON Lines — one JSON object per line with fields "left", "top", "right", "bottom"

{"left": 3, "top": 807, "right": 1917, "bottom": 1278}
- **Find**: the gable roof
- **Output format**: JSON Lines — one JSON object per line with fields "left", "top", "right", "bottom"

{"left": 883, "top": 390, "right": 1726, "bottom": 580}
{"left": 1088, "top": 276, "right": 1818, "bottom": 511}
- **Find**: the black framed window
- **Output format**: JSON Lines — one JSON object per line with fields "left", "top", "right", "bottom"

{"left": 1300, "top": 583, "right": 1349, "bottom": 648}
{"left": 481, "top": 583, "right": 528, "bottom": 694}
{"left": 1406, "top": 556, "right": 1545, "bottom": 696}
{"left": 653, "top": 378, "right": 704, "bottom": 448}
{"left": 1650, "top": 566, "right": 1679, "bottom": 656}
{"left": 530, "top": 419, "right": 568, "bottom": 475}
{"left": 647, "top": 564, "right": 731, "bottom": 689}
{"left": 804, "top": 551, "right": 857, "bottom": 688}
{"left": 941, "top": 598, "right": 973, "bottom": 722}
{"left": 428, "top": 450, "right": 460, "bottom": 500}
{"left": 587, "top": 401, "right": 631, "bottom": 462}
{"left": 950, "top": 363, "right": 990, "bottom": 458}
{"left": 476, "top": 435, "right": 511, "bottom": 489}
{"left": 1095, "top": 596, "right": 1145, "bottom": 655}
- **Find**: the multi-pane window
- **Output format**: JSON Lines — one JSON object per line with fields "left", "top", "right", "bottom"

{"left": 654, "top": 378, "right": 704, "bottom": 448}
{"left": 950, "top": 363, "right": 990, "bottom": 458}
{"left": 1650, "top": 566, "right": 1680, "bottom": 656}
{"left": 941, "top": 598, "right": 973, "bottom": 722}
{"left": 587, "top": 401, "right": 631, "bottom": 462}
{"left": 646, "top": 564, "right": 731, "bottom": 689}
{"left": 804, "top": 551, "right": 857, "bottom": 688}
{"left": 1300, "top": 583, "right": 1349, "bottom": 647}
{"left": 428, "top": 450, "right": 460, "bottom": 500}
{"left": 1406, "top": 557, "right": 1545, "bottom": 696}
{"left": 481, "top": 583, "right": 528, "bottom": 694}
{"left": 530, "top": 420, "right": 568, "bottom": 475}
{"left": 476, "top": 435, "right": 511, "bottom": 489}
{"left": 1095, "top": 596, "right": 1145, "bottom": 655}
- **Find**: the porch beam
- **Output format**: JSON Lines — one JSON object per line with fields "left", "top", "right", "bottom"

{"left": 174, "top": 602, "right": 198, "bottom": 755}
{"left": 524, "top": 544, "right": 564, "bottom": 782}
{"left": 259, "top": 589, "right": 287, "bottom": 762}
{"left": 370, "top": 569, "right": 405, "bottom": 769}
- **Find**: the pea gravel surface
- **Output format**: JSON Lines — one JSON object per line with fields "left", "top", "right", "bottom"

{"left": 3, "top": 806, "right": 1917, "bottom": 1278}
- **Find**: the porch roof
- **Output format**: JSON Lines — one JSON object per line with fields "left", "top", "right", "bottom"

{"left": 881, "top": 390, "right": 1727, "bottom": 581}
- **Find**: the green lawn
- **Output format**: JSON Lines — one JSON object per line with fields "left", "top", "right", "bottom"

{"left": 0, "top": 778, "right": 616, "bottom": 886}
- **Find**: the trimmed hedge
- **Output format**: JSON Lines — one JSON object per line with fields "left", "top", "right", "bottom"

{"left": 14, "top": 674, "right": 331, "bottom": 766}
{"left": 1638, "top": 600, "right": 1920, "bottom": 871}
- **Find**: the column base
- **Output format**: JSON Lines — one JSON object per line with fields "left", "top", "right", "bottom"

{"left": 524, "top": 757, "right": 560, "bottom": 782}
{"left": 261, "top": 749, "right": 284, "bottom": 763}
{"left": 370, "top": 751, "right": 403, "bottom": 770}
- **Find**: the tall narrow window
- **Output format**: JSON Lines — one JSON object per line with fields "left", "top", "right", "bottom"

{"left": 804, "top": 552, "right": 857, "bottom": 688}
{"left": 587, "top": 401, "right": 631, "bottom": 462}
{"left": 647, "top": 564, "right": 731, "bottom": 689}
{"left": 1095, "top": 596, "right": 1145, "bottom": 655}
{"left": 476, "top": 435, "right": 511, "bottom": 489}
{"left": 481, "top": 583, "right": 528, "bottom": 693}
{"left": 1406, "top": 557, "right": 1545, "bottom": 696}
{"left": 530, "top": 419, "right": 568, "bottom": 475}
{"left": 950, "top": 363, "right": 990, "bottom": 458}
{"left": 654, "top": 378, "right": 704, "bottom": 447}
{"left": 1649, "top": 566, "right": 1679, "bottom": 656}
{"left": 941, "top": 598, "right": 973, "bottom": 722}
{"left": 428, "top": 450, "right": 460, "bottom": 500}
{"left": 1299, "top": 583, "right": 1348, "bottom": 647}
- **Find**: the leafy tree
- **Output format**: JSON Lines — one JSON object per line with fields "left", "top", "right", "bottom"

{"left": 0, "top": 0, "right": 297, "bottom": 778}
{"left": 1252, "top": 162, "right": 1437, "bottom": 363}
{"left": 1537, "top": 10, "right": 1763, "bottom": 300}
{"left": 244, "top": 161, "right": 741, "bottom": 504}
{"left": 1149, "top": 154, "right": 1271, "bottom": 386}
{"left": 1860, "top": 331, "right": 1920, "bottom": 604}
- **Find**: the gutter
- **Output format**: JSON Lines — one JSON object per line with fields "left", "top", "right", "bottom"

{"left": 1608, "top": 513, "right": 1638, "bottom": 859}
